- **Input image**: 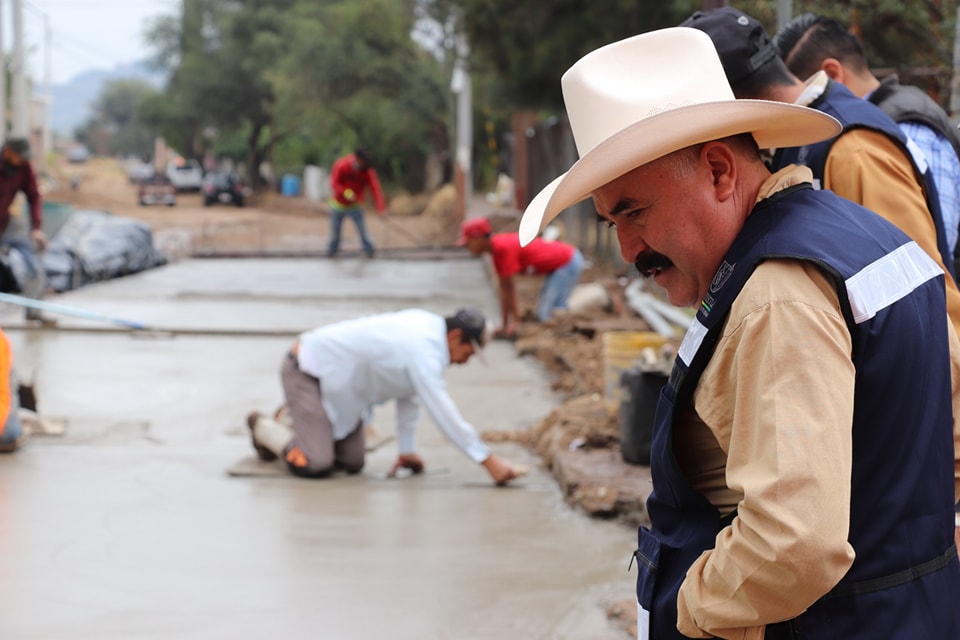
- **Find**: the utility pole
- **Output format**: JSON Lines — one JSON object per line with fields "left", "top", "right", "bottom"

{"left": 42, "top": 11, "right": 51, "bottom": 160}
{"left": 451, "top": 32, "right": 472, "bottom": 223}
{"left": 11, "top": 0, "right": 27, "bottom": 138}
{"left": 776, "top": 0, "right": 793, "bottom": 33}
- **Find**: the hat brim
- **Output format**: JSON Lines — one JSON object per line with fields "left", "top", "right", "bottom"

{"left": 519, "top": 100, "right": 841, "bottom": 244}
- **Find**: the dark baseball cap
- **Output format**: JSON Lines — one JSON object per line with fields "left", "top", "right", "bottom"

{"left": 354, "top": 147, "right": 373, "bottom": 168}
{"left": 2, "top": 137, "right": 31, "bottom": 159}
{"left": 680, "top": 7, "right": 779, "bottom": 86}
{"left": 448, "top": 307, "right": 488, "bottom": 348}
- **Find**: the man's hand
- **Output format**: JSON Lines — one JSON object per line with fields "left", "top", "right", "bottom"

{"left": 388, "top": 452, "right": 425, "bottom": 477}
{"left": 31, "top": 228, "right": 47, "bottom": 252}
{"left": 494, "top": 325, "right": 518, "bottom": 341}
{"left": 481, "top": 454, "right": 528, "bottom": 486}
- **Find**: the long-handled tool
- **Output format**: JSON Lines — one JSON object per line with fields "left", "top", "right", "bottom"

{"left": 377, "top": 215, "right": 438, "bottom": 250}
{"left": 0, "top": 291, "right": 153, "bottom": 332}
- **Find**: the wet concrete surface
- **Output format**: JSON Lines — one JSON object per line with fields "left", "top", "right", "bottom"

{"left": 0, "top": 256, "right": 636, "bottom": 639}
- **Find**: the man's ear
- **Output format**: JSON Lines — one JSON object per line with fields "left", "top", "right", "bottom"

{"left": 702, "top": 142, "right": 736, "bottom": 201}
{"left": 820, "top": 58, "right": 845, "bottom": 83}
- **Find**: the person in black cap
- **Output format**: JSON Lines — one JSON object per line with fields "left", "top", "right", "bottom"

{"left": 0, "top": 137, "right": 53, "bottom": 324}
{"left": 244, "top": 308, "right": 526, "bottom": 485}
{"left": 326, "top": 147, "right": 388, "bottom": 258}
{"left": 681, "top": 7, "right": 960, "bottom": 339}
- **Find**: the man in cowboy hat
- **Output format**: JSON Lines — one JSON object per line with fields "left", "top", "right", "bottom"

{"left": 520, "top": 27, "right": 960, "bottom": 640}
{"left": 681, "top": 7, "right": 960, "bottom": 338}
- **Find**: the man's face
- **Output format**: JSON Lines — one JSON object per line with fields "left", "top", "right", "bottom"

{"left": 447, "top": 329, "right": 477, "bottom": 365}
{"left": 592, "top": 147, "right": 737, "bottom": 308}
{"left": 3, "top": 147, "right": 24, "bottom": 167}
{"left": 464, "top": 235, "right": 486, "bottom": 256}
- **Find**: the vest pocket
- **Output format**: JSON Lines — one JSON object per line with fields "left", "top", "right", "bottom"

{"left": 634, "top": 526, "right": 661, "bottom": 608}
{"left": 634, "top": 526, "right": 661, "bottom": 640}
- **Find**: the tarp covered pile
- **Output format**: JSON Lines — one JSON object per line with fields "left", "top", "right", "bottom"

{"left": 0, "top": 209, "right": 168, "bottom": 294}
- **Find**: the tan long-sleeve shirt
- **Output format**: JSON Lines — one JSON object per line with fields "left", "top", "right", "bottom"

{"left": 825, "top": 128, "right": 960, "bottom": 336}
{"left": 673, "top": 167, "right": 960, "bottom": 640}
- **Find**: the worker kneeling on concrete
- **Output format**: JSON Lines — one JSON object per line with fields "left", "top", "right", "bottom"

{"left": 246, "top": 308, "right": 524, "bottom": 485}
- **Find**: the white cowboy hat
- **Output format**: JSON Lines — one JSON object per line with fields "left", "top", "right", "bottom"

{"left": 518, "top": 27, "right": 841, "bottom": 245}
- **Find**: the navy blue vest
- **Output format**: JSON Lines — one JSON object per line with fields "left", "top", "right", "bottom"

{"left": 773, "top": 79, "right": 955, "bottom": 282}
{"left": 635, "top": 184, "right": 960, "bottom": 639}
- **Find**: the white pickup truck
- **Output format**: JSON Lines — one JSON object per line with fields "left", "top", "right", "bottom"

{"left": 166, "top": 159, "right": 204, "bottom": 192}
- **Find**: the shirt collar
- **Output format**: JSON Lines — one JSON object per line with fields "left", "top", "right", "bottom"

{"left": 795, "top": 70, "right": 830, "bottom": 107}
{"left": 756, "top": 165, "right": 815, "bottom": 203}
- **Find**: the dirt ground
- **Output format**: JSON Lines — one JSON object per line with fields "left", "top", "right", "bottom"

{"left": 45, "top": 156, "right": 662, "bottom": 637}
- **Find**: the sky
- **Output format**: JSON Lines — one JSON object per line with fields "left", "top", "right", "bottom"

{"left": 13, "top": 0, "right": 177, "bottom": 86}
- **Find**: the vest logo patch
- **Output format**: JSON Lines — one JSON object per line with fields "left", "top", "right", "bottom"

{"left": 710, "top": 261, "right": 734, "bottom": 294}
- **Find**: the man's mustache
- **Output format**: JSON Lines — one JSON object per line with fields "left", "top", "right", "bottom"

{"left": 634, "top": 251, "right": 673, "bottom": 277}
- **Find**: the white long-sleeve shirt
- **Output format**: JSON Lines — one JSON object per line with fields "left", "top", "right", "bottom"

{"left": 295, "top": 309, "right": 491, "bottom": 463}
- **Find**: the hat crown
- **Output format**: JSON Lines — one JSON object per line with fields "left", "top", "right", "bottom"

{"left": 452, "top": 307, "right": 488, "bottom": 347}
{"left": 562, "top": 28, "right": 735, "bottom": 158}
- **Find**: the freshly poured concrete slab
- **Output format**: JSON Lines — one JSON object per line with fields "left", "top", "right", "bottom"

{"left": 0, "top": 257, "right": 636, "bottom": 639}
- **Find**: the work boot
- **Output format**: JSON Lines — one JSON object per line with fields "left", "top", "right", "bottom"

{"left": 0, "top": 432, "right": 28, "bottom": 453}
{"left": 246, "top": 411, "right": 278, "bottom": 461}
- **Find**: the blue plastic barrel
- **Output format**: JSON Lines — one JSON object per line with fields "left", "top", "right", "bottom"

{"left": 280, "top": 174, "right": 301, "bottom": 197}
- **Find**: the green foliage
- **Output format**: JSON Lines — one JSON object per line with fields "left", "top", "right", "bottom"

{"left": 92, "top": 0, "right": 957, "bottom": 195}
{"left": 136, "top": 0, "right": 452, "bottom": 192}
{"left": 449, "top": 0, "right": 700, "bottom": 110}
{"left": 74, "top": 79, "right": 162, "bottom": 158}
{"left": 798, "top": 0, "right": 955, "bottom": 103}
{"left": 454, "top": 0, "right": 956, "bottom": 111}
{"left": 274, "top": 0, "right": 450, "bottom": 189}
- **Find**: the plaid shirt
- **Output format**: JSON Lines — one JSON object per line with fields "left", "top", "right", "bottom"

{"left": 901, "top": 121, "right": 960, "bottom": 253}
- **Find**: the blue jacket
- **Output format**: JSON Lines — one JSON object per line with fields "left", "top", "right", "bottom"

{"left": 635, "top": 184, "right": 960, "bottom": 639}
{"left": 773, "top": 79, "right": 955, "bottom": 281}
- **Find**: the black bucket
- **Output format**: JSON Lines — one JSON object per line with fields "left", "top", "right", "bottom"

{"left": 619, "top": 368, "right": 668, "bottom": 465}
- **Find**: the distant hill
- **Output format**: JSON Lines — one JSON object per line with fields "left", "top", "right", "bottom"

{"left": 46, "top": 61, "right": 166, "bottom": 137}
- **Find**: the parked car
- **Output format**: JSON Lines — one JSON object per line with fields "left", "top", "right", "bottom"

{"left": 166, "top": 158, "right": 204, "bottom": 192}
{"left": 126, "top": 160, "right": 155, "bottom": 185}
{"left": 202, "top": 171, "right": 245, "bottom": 207}
{"left": 67, "top": 144, "right": 90, "bottom": 163}
{"left": 138, "top": 173, "right": 176, "bottom": 207}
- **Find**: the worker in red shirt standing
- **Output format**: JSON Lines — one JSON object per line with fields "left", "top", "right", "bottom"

{"left": 0, "top": 137, "right": 53, "bottom": 324}
{"left": 458, "top": 217, "right": 584, "bottom": 338}
{"left": 327, "top": 148, "right": 387, "bottom": 258}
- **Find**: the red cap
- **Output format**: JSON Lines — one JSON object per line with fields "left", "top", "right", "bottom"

{"left": 456, "top": 217, "right": 492, "bottom": 246}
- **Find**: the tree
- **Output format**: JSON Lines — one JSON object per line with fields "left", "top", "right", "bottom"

{"left": 274, "top": 0, "right": 451, "bottom": 190}
{"left": 142, "top": 0, "right": 298, "bottom": 186}
{"left": 74, "top": 79, "right": 162, "bottom": 158}
{"left": 139, "top": 0, "right": 452, "bottom": 192}
{"left": 431, "top": 0, "right": 697, "bottom": 111}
